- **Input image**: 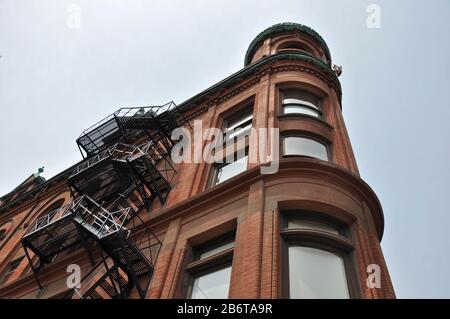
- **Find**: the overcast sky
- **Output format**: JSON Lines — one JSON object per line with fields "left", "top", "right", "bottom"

{"left": 1, "top": 0, "right": 449, "bottom": 298}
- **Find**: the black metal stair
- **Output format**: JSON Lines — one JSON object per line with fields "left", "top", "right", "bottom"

{"left": 83, "top": 262, "right": 131, "bottom": 299}
{"left": 23, "top": 102, "right": 182, "bottom": 298}
{"left": 128, "top": 156, "right": 171, "bottom": 204}
{"left": 73, "top": 227, "right": 155, "bottom": 299}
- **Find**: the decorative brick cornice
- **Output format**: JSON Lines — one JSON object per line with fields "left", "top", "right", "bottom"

{"left": 215, "top": 76, "right": 260, "bottom": 104}
{"left": 180, "top": 52, "right": 342, "bottom": 122}
{"left": 147, "top": 158, "right": 385, "bottom": 241}
{"left": 184, "top": 104, "right": 209, "bottom": 122}
{"left": 270, "top": 63, "right": 340, "bottom": 93}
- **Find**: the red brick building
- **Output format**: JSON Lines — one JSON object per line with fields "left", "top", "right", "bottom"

{"left": 0, "top": 22, "right": 395, "bottom": 299}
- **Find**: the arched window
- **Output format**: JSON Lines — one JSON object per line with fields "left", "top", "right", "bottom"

{"left": 0, "top": 220, "right": 13, "bottom": 244}
{"left": 30, "top": 198, "right": 66, "bottom": 231}
{"left": 283, "top": 136, "right": 330, "bottom": 161}
{"left": 0, "top": 228, "right": 7, "bottom": 242}
{"left": 281, "top": 212, "right": 357, "bottom": 299}
{"left": 39, "top": 199, "right": 66, "bottom": 217}
{"left": 278, "top": 42, "right": 313, "bottom": 55}
{"left": 0, "top": 256, "right": 25, "bottom": 285}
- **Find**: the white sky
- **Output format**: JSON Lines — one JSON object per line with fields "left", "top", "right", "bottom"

{"left": 1, "top": 0, "right": 449, "bottom": 298}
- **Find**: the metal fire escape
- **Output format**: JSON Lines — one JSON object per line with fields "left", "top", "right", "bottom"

{"left": 21, "top": 101, "right": 189, "bottom": 299}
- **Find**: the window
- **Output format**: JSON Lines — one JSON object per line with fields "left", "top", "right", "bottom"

{"left": 213, "top": 154, "right": 248, "bottom": 185}
{"left": 278, "top": 42, "right": 312, "bottom": 55}
{"left": 190, "top": 266, "right": 232, "bottom": 299}
{"left": 281, "top": 90, "right": 322, "bottom": 118}
{"left": 281, "top": 213, "right": 356, "bottom": 299}
{"left": 224, "top": 108, "right": 253, "bottom": 140}
{"left": 283, "top": 136, "right": 329, "bottom": 161}
{"left": 0, "top": 229, "right": 6, "bottom": 242}
{"left": 288, "top": 246, "right": 349, "bottom": 299}
{"left": 0, "top": 220, "right": 13, "bottom": 243}
{"left": 0, "top": 256, "right": 24, "bottom": 285}
{"left": 286, "top": 217, "right": 340, "bottom": 235}
{"left": 186, "top": 234, "right": 235, "bottom": 299}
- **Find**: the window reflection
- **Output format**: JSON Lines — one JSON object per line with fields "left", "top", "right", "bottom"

{"left": 190, "top": 265, "right": 232, "bottom": 299}
{"left": 283, "top": 136, "right": 329, "bottom": 161}
{"left": 214, "top": 155, "right": 248, "bottom": 185}
{"left": 281, "top": 90, "right": 322, "bottom": 118}
{"left": 288, "top": 246, "right": 349, "bottom": 299}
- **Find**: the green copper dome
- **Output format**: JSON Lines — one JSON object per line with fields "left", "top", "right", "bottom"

{"left": 244, "top": 22, "right": 332, "bottom": 66}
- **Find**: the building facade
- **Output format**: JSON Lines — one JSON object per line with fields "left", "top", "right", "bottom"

{"left": 0, "top": 23, "right": 395, "bottom": 299}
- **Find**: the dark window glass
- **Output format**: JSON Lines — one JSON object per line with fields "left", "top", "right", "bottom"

{"left": 0, "top": 256, "right": 24, "bottom": 285}
{"left": 0, "top": 229, "right": 6, "bottom": 241}
{"left": 278, "top": 42, "right": 312, "bottom": 55}
{"left": 287, "top": 217, "right": 340, "bottom": 235}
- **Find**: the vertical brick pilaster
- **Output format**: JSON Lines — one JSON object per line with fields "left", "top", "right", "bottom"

{"left": 260, "top": 209, "right": 277, "bottom": 298}
{"left": 249, "top": 74, "right": 270, "bottom": 169}
{"left": 230, "top": 180, "right": 265, "bottom": 298}
{"left": 147, "top": 218, "right": 181, "bottom": 299}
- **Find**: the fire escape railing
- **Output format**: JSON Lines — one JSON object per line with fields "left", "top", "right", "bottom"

{"left": 25, "top": 196, "right": 85, "bottom": 237}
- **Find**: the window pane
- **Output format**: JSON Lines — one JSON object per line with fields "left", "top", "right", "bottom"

{"left": 287, "top": 219, "right": 339, "bottom": 235}
{"left": 282, "top": 91, "right": 320, "bottom": 111}
{"left": 0, "top": 256, "right": 24, "bottom": 285}
{"left": 191, "top": 265, "right": 232, "bottom": 299}
{"left": 226, "top": 113, "right": 253, "bottom": 131}
{"left": 225, "top": 112, "right": 253, "bottom": 140}
{"left": 227, "top": 123, "right": 252, "bottom": 139}
{"left": 198, "top": 239, "right": 235, "bottom": 260}
{"left": 283, "top": 105, "right": 320, "bottom": 117}
{"left": 288, "top": 246, "right": 349, "bottom": 299}
{"left": 215, "top": 155, "right": 248, "bottom": 184}
{"left": 284, "top": 137, "right": 328, "bottom": 160}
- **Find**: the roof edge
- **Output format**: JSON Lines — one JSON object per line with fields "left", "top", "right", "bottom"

{"left": 177, "top": 51, "right": 341, "bottom": 114}
{"left": 244, "top": 22, "right": 332, "bottom": 66}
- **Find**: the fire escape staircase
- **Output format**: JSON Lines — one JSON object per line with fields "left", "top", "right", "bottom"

{"left": 22, "top": 193, "right": 161, "bottom": 299}
{"left": 21, "top": 102, "right": 188, "bottom": 299}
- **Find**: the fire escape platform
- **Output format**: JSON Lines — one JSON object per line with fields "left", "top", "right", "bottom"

{"left": 76, "top": 102, "right": 179, "bottom": 157}
{"left": 69, "top": 141, "right": 172, "bottom": 205}
{"left": 22, "top": 197, "right": 88, "bottom": 261}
